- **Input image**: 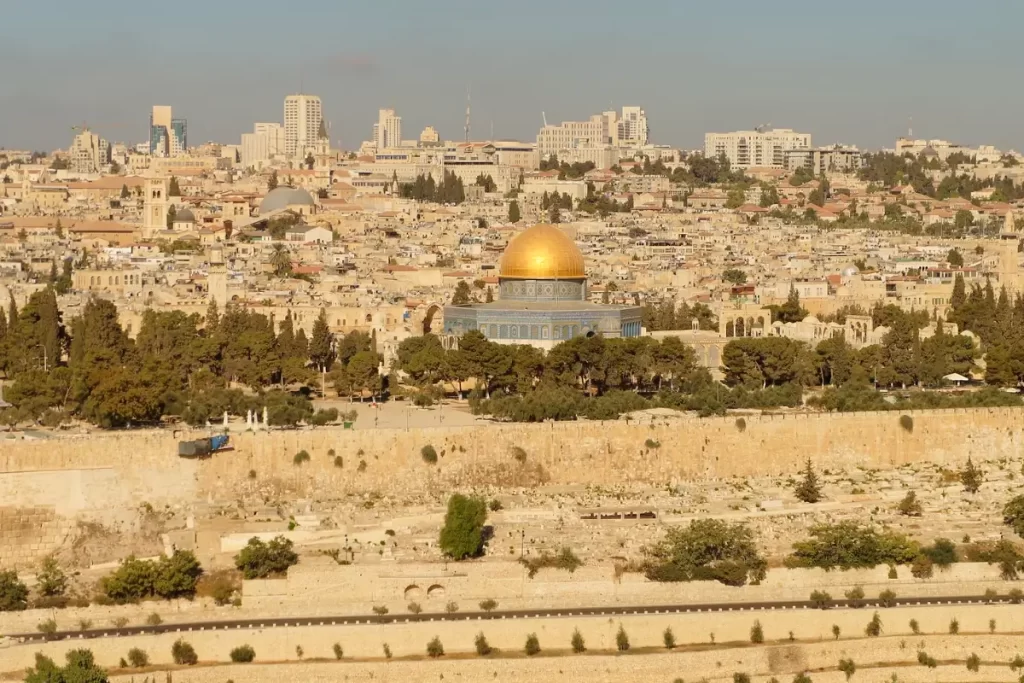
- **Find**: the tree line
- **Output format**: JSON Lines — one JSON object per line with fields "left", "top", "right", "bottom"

{"left": 0, "top": 292, "right": 381, "bottom": 429}
{"left": 398, "top": 170, "right": 466, "bottom": 204}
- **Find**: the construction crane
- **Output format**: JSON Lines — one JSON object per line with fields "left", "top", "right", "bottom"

{"left": 542, "top": 112, "right": 548, "bottom": 127}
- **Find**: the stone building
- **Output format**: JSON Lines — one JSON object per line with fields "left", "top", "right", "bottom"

{"left": 443, "top": 223, "right": 642, "bottom": 350}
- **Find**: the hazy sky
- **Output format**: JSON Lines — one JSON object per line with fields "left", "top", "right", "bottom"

{"left": 1, "top": 0, "right": 1021, "bottom": 152}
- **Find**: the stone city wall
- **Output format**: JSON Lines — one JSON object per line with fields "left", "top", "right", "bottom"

{"left": 1, "top": 615, "right": 1021, "bottom": 681}
{"left": 0, "top": 407, "right": 1022, "bottom": 566}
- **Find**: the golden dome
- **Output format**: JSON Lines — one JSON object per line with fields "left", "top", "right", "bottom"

{"left": 499, "top": 224, "right": 586, "bottom": 280}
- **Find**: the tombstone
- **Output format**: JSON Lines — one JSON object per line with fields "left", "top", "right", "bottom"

{"left": 223, "top": 411, "right": 229, "bottom": 428}
{"left": 263, "top": 406, "right": 269, "bottom": 429}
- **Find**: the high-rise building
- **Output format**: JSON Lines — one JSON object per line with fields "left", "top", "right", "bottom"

{"left": 704, "top": 128, "right": 812, "bottom": 169}
{"left": 617, "top": 106, "right": 648, "bottom": 147}
{"left": 149, "top": 105, "right": 187, "bottom": 157}
{"left": 150, "top": 105, "right": 172, "bottom": 156}
{"left": 375, "top": 108, "right": 402, "bottom": 150}
{"left": 284, "top": 94, "right": 322, "bottom": 158}
{"left": 170, "top": 118, "right": 187, "bottom": 156}
{"left": 68, "top": 129, "right": 110, "bottom": 174}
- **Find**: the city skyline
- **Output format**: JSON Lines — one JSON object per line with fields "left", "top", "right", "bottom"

{"left": 1, "top": 0, "right": 1023, "bottom": 152}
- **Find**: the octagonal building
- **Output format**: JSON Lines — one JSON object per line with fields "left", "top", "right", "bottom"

{"left": 443, "top": 223, "right": 642, "bottom": 349}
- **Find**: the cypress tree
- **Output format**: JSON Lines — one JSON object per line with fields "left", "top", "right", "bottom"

{"left": 308, "top": 308, "right": 334, "bottom": 372}
{"left": 795, "top": 458, "right": 822, "bottom": 503}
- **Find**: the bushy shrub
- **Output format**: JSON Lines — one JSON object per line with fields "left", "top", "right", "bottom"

{"left": 127, "top": 647, "right": 149, "bottom": 667}
{"left": 292, "top": 450, "right": 310, "bottom": 465}
{"left": 0, "top": 570, "right": 30, "bottom": 611}
{"left": 844, "top": 586, "right": 865, "bottom": 607}
{"left": 787, "top": 522, "right": 918, "bottom": 570}
{"left": 572, "top": 628, "right": 586, "bottom": 653}
{"left": 426, "top": 636, "right": 444, "bottom": 658}
{"left": 878, "top": 589, "right": 897, "bottom": 607}
{"left": 644, "top": 519, "right": 767, "bottom": 586}
{"left": 439, "top": 494, "right": 488, "bottom": 560}
{"left": 333, "top": 643, "right": 343, "bottom": 659}
{"left": 101, "top": 551, "right": 203, "bottom": 603}
{"left": 36, "top": 556, "right": 67, "bottom": 598}
{"left": 475, "top": 632, "right": 492, "bottom": 656}
{"left": 407, "top": 601, "right": 422, "bottom": 614}
{"left": 865, "top": 612, "right": 882, "bottom": 637}
{"left": 372, "top": 605, "right": 389, "bottom": 615}
{"left": 810, "top": 590, "right": 832, "bottom": 609}
{"left": 521, "top": 547, "right": 583, "bottom": 578}
{"left": 663, "top": 627, "right": 676, "bottom": 649}
{"left": 229, "top": 645, "right": 255, "bottom": 663}
{"left": 171, "top": 639, "right": 198, "bottom": 665}
{"left": 750, "top": 620, "right": 764, "bottom": 643}
{"left": 421, "top": 445, "right": 438, "bottom": 464}
{"left": 616, "top": 625, "right": 630, "bottom": 651}
{"left": 37, "top": 619, "right": 57, "bottom": 635}
{"left": 524, "top": 633, "right": 540, "bottom": 656}
{"left": 479, "top": 598, "right": 498, "bottom": 612}
{"left": 234, "top": 536, "right": 298, "bottom": 579}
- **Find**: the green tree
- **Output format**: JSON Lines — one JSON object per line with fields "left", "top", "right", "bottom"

{"left": 508, "top": 199, "right": 521, "bottom": 223}
{"left": 571, "top": 628, "right": 586, "bottom": 653}
{"left": 451, "top": 280, "right": 472, "bottom": 306}
{"left": 171, "top": 639, "right": 198, "bottom": 665}
{"left": 726, "top": 187, "right": 746, "bottom": 209}
{"left": 120, "top": 184, "right": 130, "bottom": 199}
{"left": 787, "top": 522, "right": 918, "bottom": 570}
{"left": 36, "top": 556, "right": 67, "bottom": 598}
{"left": 774, "top": 285, "right": 808, "bottom": 323}
{"left": 1003, "top": 495, "right": 1024, "bottom": 537}
{"left": 234, "top": 536, "right": 298, "bottom": 579}
{"left": 269, "top": 243, "right": 292, "bottom": 277}
{"left": 25, "top": 650, "right": 108, "bottom": 683}
{"left": 308, "top": 308, "right": 335, "bottom": 372}
{"left": 439, "top": 494, "right": 488, "bottom": 560}
{"left": 947, "top": 248, "right": 964, "bottom": 268}
{"left": 961, "top": 457, "right": 982, "bottom": 493}
{"left": 166, "top": 204, "right": 176, "bottom": 229}
{"left": 0, "top": 569, "right": 29, "bottom": 611}
{"left": 723, "top": 268, "right": 748, "bottom": 285}
{"left": 794, "top": 458, "right": 822, "bottom": 503}
{"left": 267, "top": 170, "right": 279, "bottom": 191}
{"left": 615, "top": 624, "right": 630, "bottom": 651}
{"left": 168, "top": 176, "right": 181, "bottom": 196}
{"left": 643, "top": 519, "right": 767, "bottom": 586}
{"left": 897, "top": 491, "right": 922, "bottom": 517}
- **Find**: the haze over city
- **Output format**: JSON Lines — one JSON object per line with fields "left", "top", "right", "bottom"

{"left": 2, "top": 0, "right": 1022, "bottom": 151}
{"left": 4, "top": 3, "right": 1024, "bottom": 683}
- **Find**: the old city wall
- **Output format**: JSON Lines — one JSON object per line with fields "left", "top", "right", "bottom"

{"left": 1, "top": 614, "right": 1022, "bottom": 680}
{"left": 3, "top": 407, "right": 1022, "bottom": 506}
{"left": 0, "top": 407, "right": 1021, "bottom": 565}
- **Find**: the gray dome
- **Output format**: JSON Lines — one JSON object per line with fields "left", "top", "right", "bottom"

{"left": 174, "top": 207, "right": 196, "bottom": 223}
{"left": 259, "top": 186, "right": 315, "bottom": 215}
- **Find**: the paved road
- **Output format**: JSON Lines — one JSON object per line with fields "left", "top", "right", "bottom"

{"left": 6, "top": 594, "right": 1008, "bottom": 643}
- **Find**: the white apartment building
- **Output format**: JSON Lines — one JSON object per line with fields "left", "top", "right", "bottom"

{"left": 617, "top": 106, "right": 649, "bottom": 146}
{"left": 537, "top": 106, "right": 648, "bottom": 165}
{"left": 704, "top": 128, "right": 812, "bottom": 169}
{"left": 284, "top": 94, "right": 322, "bottom": 158}
{"left": 537, "top": 114, "right": 610, "bottom": 157}
{"left": 784, "top": 145, "right": 865, "bottom": 175}
{"left": 68, "top": 129, "right": 110, "bottom": 174}
{"left": 375, "top": 109, "right": 402, "bottom": 150}
{"left": 894, "top": 137, "right": 970, "bottom": 161}
{"left": 254, "top": 123, "right": 285, "bottom": 156}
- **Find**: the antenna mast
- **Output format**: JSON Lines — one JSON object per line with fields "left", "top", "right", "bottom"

{"left": 464, "top": 87, "right": 471, "bottom": 143}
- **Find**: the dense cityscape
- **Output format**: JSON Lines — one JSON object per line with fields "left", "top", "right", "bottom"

{"left": 3, "top": 4, "right": 1024, "bottom": 683}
